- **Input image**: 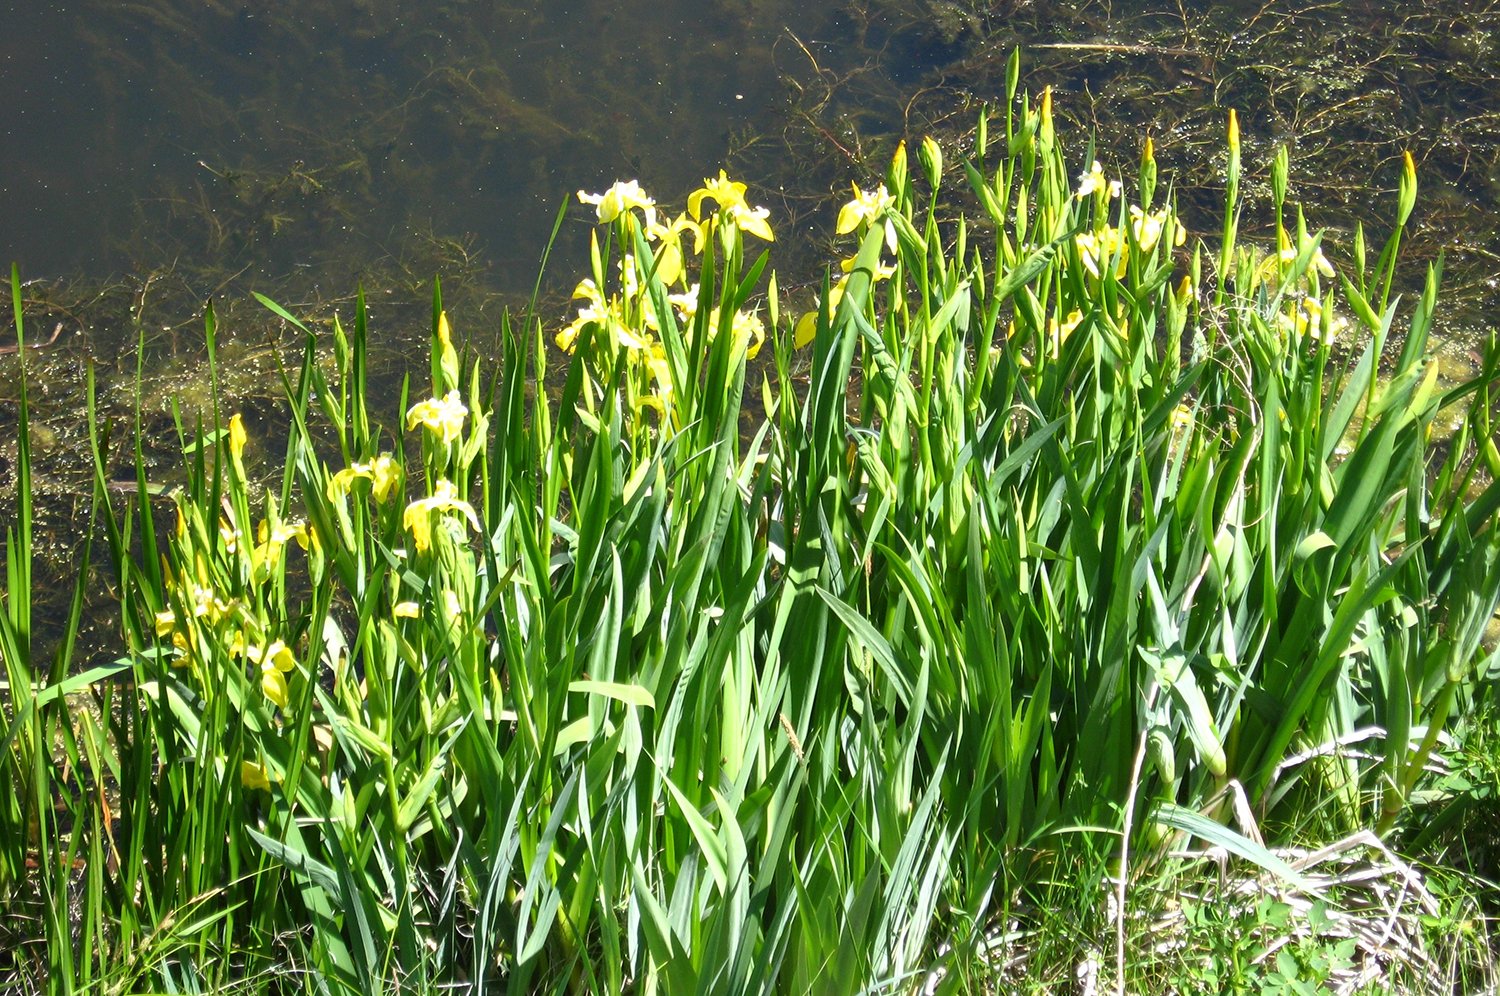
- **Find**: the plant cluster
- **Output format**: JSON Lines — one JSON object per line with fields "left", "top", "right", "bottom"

{"left": 3, "top": 56, "right": 1499, "bottom": 994}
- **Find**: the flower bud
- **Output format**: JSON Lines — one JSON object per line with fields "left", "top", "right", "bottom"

{"left": 1397, "top": 150, "right": 1417, "bottom": 227}
{"left": 1271, "top": 145, "right": 1289, "bottom": 212}
{"left": 887, "top": 139, "right": 909, "bottom": 196}
{"left": 1038, "top": 86, "right": 1055, "bottom": 157}
{"left": 919, "top": 136, "right": 943, "bottom": 190}
{"left": 1139, "top": 135, "right": 1157, "bottom": 208}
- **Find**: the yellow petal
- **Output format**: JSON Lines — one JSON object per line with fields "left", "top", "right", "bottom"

{"left": 228, "top": 414, "right": 247, "bottom": 463}
{"left": 403, "top": 504, "right": 434, "bottom": 554}
{"left": 736, "top": 207, "right": 775, "bottom": 242}
{"left": 836, "top": 197, "right": 862, "bottom": 236}
{"left": 261, "top": 669, "right": 289, "bottom": 709}
{"left": 370, "top": 455, "right": 401, "bottom": 504}
{"left": 794, "top": 312, "right": 818, "bottom": 349}
{"left": 240, "top": 761, "right": 271, "bottom": 792}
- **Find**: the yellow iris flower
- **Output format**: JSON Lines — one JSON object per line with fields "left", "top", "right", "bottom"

{"left": 555, "top": 278, "right": 651, "bottom": 354}
{"left": 1046, "top": 309, "right": 1085, "bottom": 357}
{"left": 1074, "top": 160, "right": 1122, "bottom": 201}
{"left": 835, "top": 183, "right": 898, "bottom": 253}
{"left": 406, "top": 391, "right": 468, "bottom": 446}
{"left": 1276, "top": 296, "right": 1346, "bottom": 346}
{"left": 688, "top": 170, "right": 774, "bottom": 242}
{"left": 249, "top": 639, "right": 298, "bottom": 709}
{"left": 328, "top": 454, "right": 402, "bottom": 505}
{"left": 1127, "top": 205, "right": 1185, "bottom": 253}
{"left": 402, "top": 478, "right": 482, "bottom": 554}
{"left": 645, "top": 213, "right": 705, "bottom": 286}
{"left": 577, "top": 180, "right": 656, "bottom": 225}
{"left": 1075, "top": 228, "right": 1128, "bottom": 280}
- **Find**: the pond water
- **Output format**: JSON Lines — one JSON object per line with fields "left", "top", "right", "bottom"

{"left": 1, "top": 0, "right": 965, "bottom": 307}
{"left": 3, "top": 1, "right": 1496, "bottom": 336}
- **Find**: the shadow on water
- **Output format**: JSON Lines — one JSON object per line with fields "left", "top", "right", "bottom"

{"left": 3, "top": 0, "right": 1499, "bottom": 664}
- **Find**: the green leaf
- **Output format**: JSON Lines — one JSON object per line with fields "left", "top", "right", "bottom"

{"left": 247, "top": 827, "right": 343, "bottom": 899}
{"left": 665, "top": 777, "right": 729, "bottom": 895}
{"left": 568, "top": 679, "right": 656, "bottom": 709}
{"left": 813, "top": 584, "right": 912, "bottom": 706}
{"left": 1154, "top": 804, "right": 1320, "bottom": 893}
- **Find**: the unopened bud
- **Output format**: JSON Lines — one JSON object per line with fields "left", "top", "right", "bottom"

{"left": 1397, "top": 150, "right": 1417, "bottom": 227}
{"left": 919, "top": 136, "right": 943, "bottom": 190}
{"left": 888, "top": 139, "right": 909, "bottom": 195}
{"left": 1139, "top": 135, "right": 1157, "bottom": 207}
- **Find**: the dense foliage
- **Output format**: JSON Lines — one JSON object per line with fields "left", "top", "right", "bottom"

{"left": 3, "top": 60, "right": 1498, "bottom": 993}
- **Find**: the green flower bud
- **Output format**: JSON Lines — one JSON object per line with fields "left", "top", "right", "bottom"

{"left": 919, "top": 136, "right": 943, "bottom": 190}
{"left": 1397, "top": 150, "right": 1417, "bottom": 227}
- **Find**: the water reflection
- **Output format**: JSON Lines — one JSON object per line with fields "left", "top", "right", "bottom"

{"left": 1, "top": 1, "right": 822, "bottom": 295}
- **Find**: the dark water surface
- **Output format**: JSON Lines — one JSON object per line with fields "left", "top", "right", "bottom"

{"left": 1, "top": 1, "right": 854, "bottom": 294}
{"left": 3, "top": 1, "right": 1496, "bottom": 333}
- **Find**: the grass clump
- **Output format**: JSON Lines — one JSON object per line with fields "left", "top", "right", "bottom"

{"left": 3, "top": 56, "right": 1499, "bottom": 994}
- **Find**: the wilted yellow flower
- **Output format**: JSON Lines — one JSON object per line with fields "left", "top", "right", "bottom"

{"left": 643, "top": 344, "right": 674, "bottom": 409}
{"left": 219, "top": 519, "right": 242, "bottom": 555}
{"left": 577, "top": 180, "right": 656, "bottom": 225}
{"left": 154, "top": 609, "right": 176, "bottom": 638}
{"left": 369, "top": 455, "right": 400, "bottom": 503}
{"left": 402, "top": 478, "right": 482, "bottom": 554}
{"left": 406, "top": 390, "right": 468, "bottom": 446}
